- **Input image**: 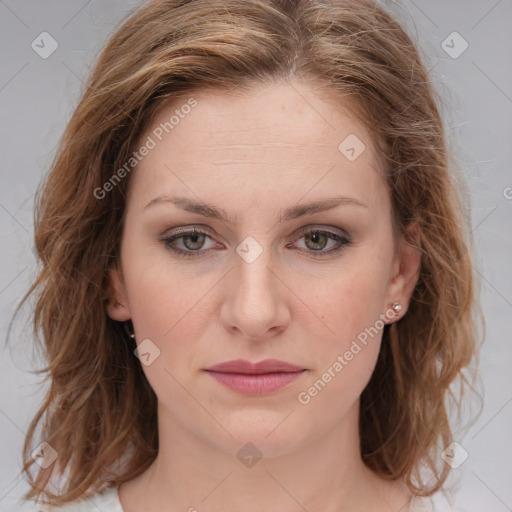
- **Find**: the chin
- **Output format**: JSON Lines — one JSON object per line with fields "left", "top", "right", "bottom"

{"left": 207, "top": 411, "right": 313, "bottom": 459}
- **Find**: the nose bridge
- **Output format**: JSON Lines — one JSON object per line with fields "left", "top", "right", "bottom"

{"left": 234, "top": 236, "right": 277, "bottom": 308}
{"left": 222, "top": 235, "right": 289, "bottom": 339}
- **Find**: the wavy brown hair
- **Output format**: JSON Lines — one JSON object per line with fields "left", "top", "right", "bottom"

{"left": 9, "top": 0, "right": 484, "bottom": 507}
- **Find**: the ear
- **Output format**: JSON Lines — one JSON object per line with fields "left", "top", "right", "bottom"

{"left": 384, "top": 222, "right": 422, "bottom": 323}
{"left": 105, "top": 263, "right": 132, "bottom": 322}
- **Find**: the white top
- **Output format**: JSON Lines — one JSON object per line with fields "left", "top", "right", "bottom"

{"left": 34, "top": 486, "right": 436, "bottom": 511}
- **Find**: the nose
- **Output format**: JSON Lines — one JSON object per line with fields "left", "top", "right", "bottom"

{"left": 220, "top": 247, "right": 291, "bottom": 342}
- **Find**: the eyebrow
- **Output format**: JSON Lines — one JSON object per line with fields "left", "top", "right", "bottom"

{"left": 144, "top": 194, "right": 368, "bottom": 224}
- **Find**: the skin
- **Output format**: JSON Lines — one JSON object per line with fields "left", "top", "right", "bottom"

{"left": 107, "top": 79, "right": 421, "bottom": 512}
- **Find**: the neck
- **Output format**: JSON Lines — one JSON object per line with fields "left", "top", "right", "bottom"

{"left": 119, "top": 399, "right": 412, "bottom": 512}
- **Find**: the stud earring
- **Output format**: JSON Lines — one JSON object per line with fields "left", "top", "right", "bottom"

{"left": 123, "top": 320, "right": 135, "bottom": 339}
{"left": 115, "top": 299, "right": 123, "bottom": 308}
{"left": 391, "top": 302, "right": 403, "bottom": 315}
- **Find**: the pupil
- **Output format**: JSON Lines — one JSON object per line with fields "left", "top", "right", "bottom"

{"left": 185, "top": 232, "right": 204, "bottom": 250}
{"left": 307, "top": 232, "right": 326, "bottom": 250}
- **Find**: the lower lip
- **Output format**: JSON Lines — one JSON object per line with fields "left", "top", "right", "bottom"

{"left": 205, "top": 370, "right": 306, "bottom": 395}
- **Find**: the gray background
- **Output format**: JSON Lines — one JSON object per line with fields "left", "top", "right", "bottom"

{"left": 0, "top": 1, "right": 511, "bottom": 511}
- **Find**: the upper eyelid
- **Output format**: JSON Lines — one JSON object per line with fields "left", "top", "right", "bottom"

{"left": 293, "top": 225, "right": 349, "bottom": 238}
{"left": 162, "top": 225, "right": 349, "bottom": 246}
{"left": 163, "top": 224, "right": 348, "bottom": 237}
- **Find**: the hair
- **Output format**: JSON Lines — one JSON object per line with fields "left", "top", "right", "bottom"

{"left": 9, "top": 0, "right": 484, "bottom": 507}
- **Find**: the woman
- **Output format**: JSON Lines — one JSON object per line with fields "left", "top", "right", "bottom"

{"left": 15, "top": 0, "right": 483, "bottom": 510}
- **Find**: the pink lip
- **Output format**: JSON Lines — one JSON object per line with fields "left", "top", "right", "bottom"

{"left": 204, "top": 359, "right": 307, "bottom": 395}
{"left": 206, "top": 358, "right": 304, "bottom": 374}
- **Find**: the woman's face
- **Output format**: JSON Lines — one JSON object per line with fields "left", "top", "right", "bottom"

{"left": 107, "top": 80, "right": 420, "bottom": 456}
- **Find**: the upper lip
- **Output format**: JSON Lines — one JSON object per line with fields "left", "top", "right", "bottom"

{"left": 205, "top": 359, "right": 305, "bottom": 374}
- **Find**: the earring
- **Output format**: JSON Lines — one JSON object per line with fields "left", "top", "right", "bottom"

{"left": 115, "top": 299, "right": 123, "bottom": 308}
{"left": 123, "top": 320, "right": 135, "bottom": 339}
{"left": 391, "top": 302, "right": 403, "bottom": 315}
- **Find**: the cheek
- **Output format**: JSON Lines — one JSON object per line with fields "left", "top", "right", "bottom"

{"left": 122, "top": 231, "right": 203, "bottom": 330}
{"left": 298, "top": 263, "right": 388, "bottom": 341}
{"left": 122, "top": 262, "right": 209, "bottom": 406}
{"left": 294, "top": 274, "right": 386, "bottom": 418}
{"left": 128, "top": 273, "right": 201, "bottom": 343}
{"left": 293, "top": 247, "right": 391, "bottom": 385}
{"left": 122, "top": 249, "right": 219, "bottom": 371}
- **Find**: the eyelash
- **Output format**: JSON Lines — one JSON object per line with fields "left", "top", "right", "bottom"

{"left": 160, "top": 226, "right": 352, "bottom": 259}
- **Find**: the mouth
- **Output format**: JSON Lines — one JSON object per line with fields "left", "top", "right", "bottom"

{"left": 203, "top": 359, "right": 307, "bottom": 395}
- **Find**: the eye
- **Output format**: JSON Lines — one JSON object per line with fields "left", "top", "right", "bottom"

{"left": 160, "top": 227, "right": 219, "bottom": 259}
{"left": 160, "top": 225, "right": 352, "bottom": 259}
{"left": 289, "top": 226, "right": 352, "bottom": 257}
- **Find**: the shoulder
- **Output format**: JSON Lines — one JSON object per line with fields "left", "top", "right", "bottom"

{"left": 33, "top": 486, "right": 123, "bottom": 512}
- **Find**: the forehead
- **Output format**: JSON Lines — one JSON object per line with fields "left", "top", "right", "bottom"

{"left": 149, "top": 81, "right": 373, "bottom": 151}
{"left": 127, "top": 80, "right": 387, "bottom": 212}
